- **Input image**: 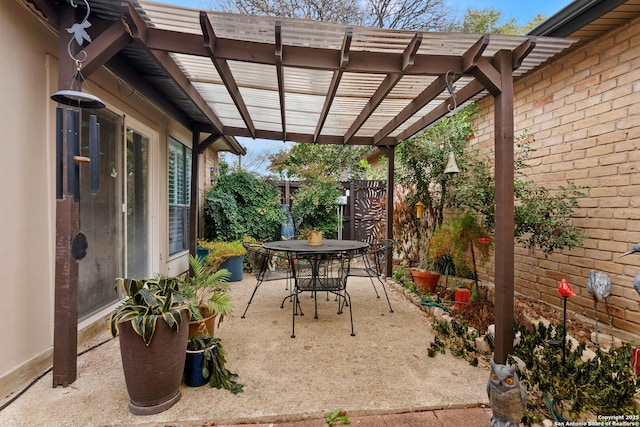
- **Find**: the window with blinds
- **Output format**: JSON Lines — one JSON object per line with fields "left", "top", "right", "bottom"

{"left": 168, "top": 137, "right": 191, "bottom": 255}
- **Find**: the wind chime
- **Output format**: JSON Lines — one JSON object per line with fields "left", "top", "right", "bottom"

{"left": 51, "top": 0, "right": 105, "bottom": 196}
{"left": 52, "top": 0, "right": 104, "bottom": 252}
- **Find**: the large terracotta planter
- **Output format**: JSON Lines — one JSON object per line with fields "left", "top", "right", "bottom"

{"left": 411, "top": 270, "right": 440, "bottom": 293}
{"left": 118, "top": 310, "right": 189, "bottom": 415}
{"left": 188, "top": 306, "right": 216, "bottom": 337}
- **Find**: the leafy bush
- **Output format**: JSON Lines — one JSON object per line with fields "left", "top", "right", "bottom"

{"left": 291, "top": 172, "right": 341, "bottom": 237}
{"left": 204, "top": 168, "right": 283, "bottom": 242}
{"left": 510, "top": 322, "right": 639, "bottom": 420}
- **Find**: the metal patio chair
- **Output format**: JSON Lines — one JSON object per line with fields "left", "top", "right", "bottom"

{"left": 348, "top": 239, "right": 394, "bottom": 313}
{"left": 241, "top": 242, "right": 290, "bottom": 318}
{"left": 287, "top": 251, "right": 354, "bottom": 338}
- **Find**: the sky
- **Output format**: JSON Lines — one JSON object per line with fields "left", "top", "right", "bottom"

{"left": 150, "top": 0, "right": 575, "bottom": 169}
{"left": 154, "top": 0, "right": 575, "bottom": 25}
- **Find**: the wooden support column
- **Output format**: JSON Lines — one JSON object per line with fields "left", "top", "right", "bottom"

{"left": 189, "top": 131, "right": 200, "bottom": 257}
{"left": 53, "top": 5, "right": 79, "bottom": 387}
{"left": 493, "top": 50, "right": 515, "bottom": 364}
{"left": 381, "top": 146, "right": 395, "bottom": 277}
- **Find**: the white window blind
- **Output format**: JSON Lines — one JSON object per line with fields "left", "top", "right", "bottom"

{"left": 168, "top": 137, "right": 191, "bottom": 255}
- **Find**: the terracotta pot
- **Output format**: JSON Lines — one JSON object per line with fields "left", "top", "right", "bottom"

{"left": 118, "top": 310, "right": 189, "bottom": 415}
{"left": 455, "top": 288, "right": 471, "bottom": 309}
{"left": 189, "top": 306, "right": 216, "bottom": 338}
{"left": 411, "top": 270, "right": 440, "bottom": 293}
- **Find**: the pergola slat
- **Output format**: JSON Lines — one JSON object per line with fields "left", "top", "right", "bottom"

{"left": 275, "top": 22, "right": 286, "bottom": 140}
{"left": 343, "top": 32, "right": 422, "bottom": 144}
{"left": 314, "top": 28, "right": 352, "bottom": 143}
{"left": 200, "top": 11, "right": 256, "bottom": 137}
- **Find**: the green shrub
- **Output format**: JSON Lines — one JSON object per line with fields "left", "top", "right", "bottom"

{"left": 204, "top": 168, "right": 283, "bottom": 242}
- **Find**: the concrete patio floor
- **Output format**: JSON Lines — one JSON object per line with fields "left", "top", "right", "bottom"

{"left": 0, "top": 272, "right": 492, "bottom": 426}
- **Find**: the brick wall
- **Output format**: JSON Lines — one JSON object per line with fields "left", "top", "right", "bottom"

{"left": 472, "top": 16, "right": 640, "bottom": 341}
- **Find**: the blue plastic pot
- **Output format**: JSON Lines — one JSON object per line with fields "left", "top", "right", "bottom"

{"left": 219, "top": 255, "right": 244, "bottom": 282}
{"left": 184, "top": 349, "right": 211, "bottom": 387}
{"left": 196, "top": 247, "right": 210, "bottom": 263}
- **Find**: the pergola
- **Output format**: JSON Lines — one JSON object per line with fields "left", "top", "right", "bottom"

{"left": 33, "top": 0, "right": 575, "bottom": 385}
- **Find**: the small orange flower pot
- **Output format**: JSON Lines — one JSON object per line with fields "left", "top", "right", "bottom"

{"left": 455, "top": 288, "right": 471, "bottom": 310}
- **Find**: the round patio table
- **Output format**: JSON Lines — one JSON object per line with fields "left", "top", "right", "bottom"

{"left": 262, "top": 239, "right": 368, "bottom": 254}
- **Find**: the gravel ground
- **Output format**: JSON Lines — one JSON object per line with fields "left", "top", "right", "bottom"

{"left": 0, "top": 273, "right": 490, "bottom": 427}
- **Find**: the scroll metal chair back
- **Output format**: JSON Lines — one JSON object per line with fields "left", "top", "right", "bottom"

{"left": 241, "top": 242, "right": 290, "bottom": 318}
{"left": 287, "top": 251, "right": 354, "bottom": 338}
{"left": 348, "top": 239, "right": 394, "bottom": 312}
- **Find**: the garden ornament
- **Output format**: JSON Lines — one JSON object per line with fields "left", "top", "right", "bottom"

{"left": 557, "top": 278, "right": 575, "bottom": 297}
{"left": 619, "top": 244, "right": 640, "bottom": 295}
{"left": 487, "top": 359, "right": 526, "bottom": 427}
{"left": 586, "top": 270, "right": 614, "bottom": 346}
{"left": 550, "top": 278, "right": 575, "bottom": 366}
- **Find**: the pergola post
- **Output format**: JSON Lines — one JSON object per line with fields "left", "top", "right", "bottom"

{"left": 52, "top": 5, "right": 80, "bottom": 387}
{"left": 382, "top": 146, "right": 395, "bottom": 277}
{"left": 493, "top": 50, "right": 515, "bottom": 364}
{"left": 189, "top": 131, "right": 200, "bottom": 257}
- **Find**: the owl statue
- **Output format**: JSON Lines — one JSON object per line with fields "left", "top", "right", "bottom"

{"left": 487, "top": 359, "right": 527, "bottom": 427}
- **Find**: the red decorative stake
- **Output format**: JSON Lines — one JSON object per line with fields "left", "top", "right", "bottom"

{"left": 552, "top": 278, "right": 575, "bottom": 367}
{"left": 558, "top": 278, "right": 575, "bottom": 297}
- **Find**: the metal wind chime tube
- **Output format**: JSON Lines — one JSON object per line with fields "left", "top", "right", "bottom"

{"left": 67, "top": 109, "right": 80, "bottom": 202}
{"left": 56, "top": 108, "right": 64, "bottom": 200}
{"left": 89, "top": 114, "right": 100, "bottom": 194}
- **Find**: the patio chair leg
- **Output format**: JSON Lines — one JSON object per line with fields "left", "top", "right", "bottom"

{"left": 376, "top": 277, "right": 394, "bottom": 313}
{"left": 241, "top": 281, "right": 263, "bottom": 318}
{"left": 291, "top": 291, "right": 297, "bottom": 338}
{"left": 345, "top": 291, "right": 355, "bottom": 336}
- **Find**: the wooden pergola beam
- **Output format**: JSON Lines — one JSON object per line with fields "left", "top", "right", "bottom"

{"left": 275, "top": 22, "right": 286, "bottom": 141}
{"left": 143, "top": 27, "right": 465, "bottom": 76}
{"left": 122, "top": 4, "right": 226, "bottom": 134}
{"left": 200, "top": 11, "right": 256, "bottom": 138}
{"left": 373, "top": 75, "right": 449, "bottom": 145}
{"left": 81, "top": 19, "right": 132, "bottom": 78}
{"left": 314, "top": 28, "right": 352, "bottom": 143}
{"left": 344, "top": 32, "right": 422, "bottom": 144}
{"left": 395, "top": 78, "right": 485, "bottom": 142}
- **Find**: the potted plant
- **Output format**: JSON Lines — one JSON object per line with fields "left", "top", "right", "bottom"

{"left": 108, "top": 275, "right": 189, "bottom": 415}
{"left": 301, "top": 227, "right": 323, "bottom": 246}
{"left": 201, "top": 239, "right": 247, "bottom": 282}
{"left": 180, "top": 254, "right": 234, "bottom": 337}
{"left": 184, "top": 334, "right": 217, "bottom": 387}
{"left": 184, "top": 334, "right": 244, "bottom": 393}
{"left": 411, "top": 256, "right": 441, "bottom": 294}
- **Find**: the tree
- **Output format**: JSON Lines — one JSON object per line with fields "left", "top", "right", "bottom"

{"left": 207, "top": 0, "right": 457, "bottom": 30}
{"left": 212, "top": 0, "right": 364, "bottom": 24}
{"left": 460, "top": 8, "right": 546, "bottom": 35}
{"left": 364, "top": 0, "right": 457, "bottom": 31}
{"left": 268, "top": 143, "right": 378, "bottom": 181}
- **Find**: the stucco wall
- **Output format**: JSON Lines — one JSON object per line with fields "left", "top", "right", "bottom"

{"left": 473, "top": 16, "right": 640, "bottom": 340}
{"left": 0, "top": 0, "right": 59, "bottom": 398}
{"left": 0, "top": 0, "right": 197, "bottom": 401}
